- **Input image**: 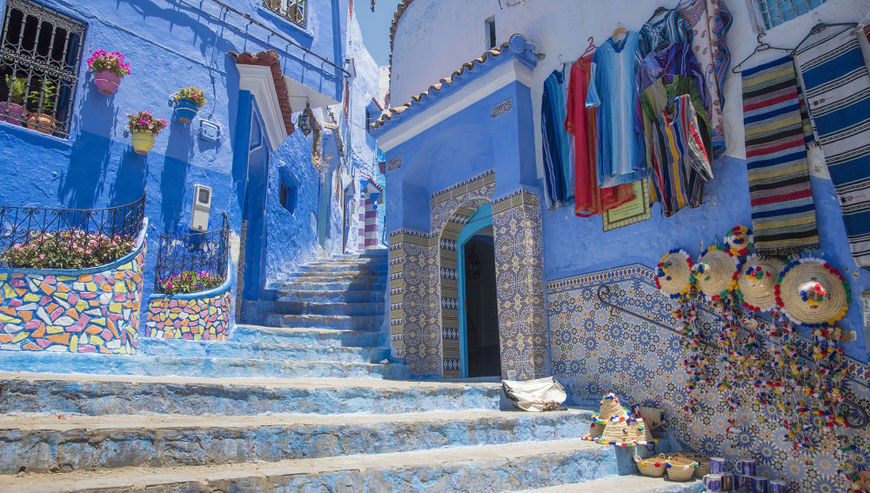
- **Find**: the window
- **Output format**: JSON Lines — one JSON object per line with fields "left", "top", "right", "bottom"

{"left": 280, "top": 182, "right": 297, "bottom": 213}
{"left": 485, "top": 16, "right": 496, "bottom": 49}
{"left": 263, "top": 0, "right": 307, "bottom": 28}
{"left": 0, "top": 0, "right": 85, "bottom": 138}
{"left": 755, "top": 0, "right": 826, "bottom": 30}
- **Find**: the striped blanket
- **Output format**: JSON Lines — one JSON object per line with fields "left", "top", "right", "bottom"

{"left": 742, "top": 56, "right": 819, "bottom": 255}
{"left": 795, "top": 27, "right": 870, "bottom": 268}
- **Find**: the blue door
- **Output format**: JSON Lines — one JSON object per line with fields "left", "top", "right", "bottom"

{"left": 240, "top": 99, "right": 270, "bottom": 300}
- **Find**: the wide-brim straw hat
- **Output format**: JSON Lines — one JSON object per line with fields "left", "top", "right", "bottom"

{"left": 775, "top": 258, "right": 851, "bottom": 326}
{"left": 597, "top": 418, "right": 655, "bottom": 446}
{"left": 725, "top": 225, "right": 754, "bottom": 257}
{"left": 591, "top": 392, "right": 629, "bottom": 423}
{"left": 656, "top": 249, "right": 693, "bottom": 298}
{"left": 736, "top": 255, "right": 785, "bottom": 313}
{"left": 582, "top": 422, "right": 605, "bottom": 441}
{"left": 695, "top": 246, "right": 738, "bottom": 300}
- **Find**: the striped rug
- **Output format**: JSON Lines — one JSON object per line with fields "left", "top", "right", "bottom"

{"left": 795, "top": 26, "right": 870, "bottom": 268}
{"left": 742, "top": 55, "right": 819, "bottom": 255}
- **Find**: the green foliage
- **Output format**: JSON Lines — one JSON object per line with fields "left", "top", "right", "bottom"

{"left": 1, "top": 230, "right": 134, "bottom": 270}
{"left": 28, "top": 80, "right": 57, "bottom": 114}
{"left": 159, "top": 271, "right": 224, "bottom": 295}
{"left": 4, "top": 75, "right": 27, "bottom": 104}
{"left": 172, "top": 86, "right": 208, "bottom": 108}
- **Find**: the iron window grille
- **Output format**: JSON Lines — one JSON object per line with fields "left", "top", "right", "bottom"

{"left": 0, "top": 194, "right": 146, "bottom": 269}
{"left": 263, "top": 0, "right": 307, "bottom": 29}
{"left": 0, "top": 0, "right": 85, "bottom": 138}
{"left": 754, "top": 0, "right": 827, "bottom": 30}
{"left": 154, "top": 212, "right": 230, "bottom": 293}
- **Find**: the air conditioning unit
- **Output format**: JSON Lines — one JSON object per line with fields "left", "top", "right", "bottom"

{"left": 191, "top": 184, "right": 212, "bottom": 232}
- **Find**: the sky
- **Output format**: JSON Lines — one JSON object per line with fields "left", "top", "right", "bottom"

{"left": 353, "top": 0, "right": 400, "bottom": 66}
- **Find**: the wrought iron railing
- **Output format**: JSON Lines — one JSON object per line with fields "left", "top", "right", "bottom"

{"left": 0, "top": 194, "right": 146, "bottom": 269}
{"left": 154, "top": 212, "right": 230, "bottom": 294}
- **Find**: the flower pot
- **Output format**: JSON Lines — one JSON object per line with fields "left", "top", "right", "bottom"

{"left": 0, "top": 101, "right": 26, "bottom": 124}
{"left": 130, "top": 130, "right": 155, "bottom": 154}
{"left": 93, "top": 70, "right": 121, "bottom": 95}
{"left": 26, "top": 113, "right": 56, "bottom": 134}
{"left": 174, "top": 98, "right": 199, "bottom": 123}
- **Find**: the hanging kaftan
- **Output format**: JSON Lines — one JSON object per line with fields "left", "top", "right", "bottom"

{"left": 542, "top": 67, "right": 574, "bottom": 208}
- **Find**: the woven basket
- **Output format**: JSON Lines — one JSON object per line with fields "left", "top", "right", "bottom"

{"left": 671, "top": 452, "right": 711, "bottom": 478}
{"left": 635, "top": 406, "right": 665, "bottom": 430}
{"left": 666, "top": 456, "right": 699, "bottom": 481}
{"left": 635, "top": 453, "right": 667, "bottom": 477}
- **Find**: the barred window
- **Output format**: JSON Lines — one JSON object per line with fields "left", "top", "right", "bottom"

{"left": 0, "top": 0, "right": 85, "bottom": 138}
{"left": 263, "top": 0, "right": 307, "bottom": 28}
{"left": 756, "top": 0, "right": 827, "bottom": 30}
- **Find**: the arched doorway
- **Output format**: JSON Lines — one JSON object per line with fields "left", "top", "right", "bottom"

{"left": 457, "top": 204, "right": 500, "bottom": 377}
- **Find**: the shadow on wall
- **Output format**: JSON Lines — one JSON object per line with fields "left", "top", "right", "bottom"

{"left": 59, "top": 81, "right": 118, "bottom": 209}
{"left": 118, "top": 0, "right": 236, "bottom": 59}
{"left": 160, "top": 117, "right": 196, "bottom": 233}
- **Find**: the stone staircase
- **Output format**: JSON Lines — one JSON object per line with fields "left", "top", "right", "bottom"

{"left": 0, "top": 249, "right": 702, "bottom": 492}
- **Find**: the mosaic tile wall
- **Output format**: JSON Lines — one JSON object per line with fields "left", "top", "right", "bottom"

{"left": 144, "top": 288, "right": 231, "bottom": 341}
{"left": 547, "top": 264, "right": 870, "bottom": 492}
{"left": 0, "top": 245, "right": 146, "bottom": 354}
{"left": 389, "top": 171, "right": 548, "bottom": 379}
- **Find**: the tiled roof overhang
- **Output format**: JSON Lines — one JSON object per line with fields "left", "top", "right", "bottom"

{"left": 229, "top": 50, "right": 295, "bottom": 148}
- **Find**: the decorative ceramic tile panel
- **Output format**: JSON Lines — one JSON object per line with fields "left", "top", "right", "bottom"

{"left": 145, "top": 288, "right": 231, "bottom": 341}
{"left": 546, "top": 264, "right": 870, "bottom": 492}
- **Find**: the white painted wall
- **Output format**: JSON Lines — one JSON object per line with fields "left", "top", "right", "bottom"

{"left": 390, "top": 0, "right": 870, "bottom": 177}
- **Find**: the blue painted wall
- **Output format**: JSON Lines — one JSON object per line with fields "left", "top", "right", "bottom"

{"left": 0, "top": 0, "right": 349, "bottom": 321}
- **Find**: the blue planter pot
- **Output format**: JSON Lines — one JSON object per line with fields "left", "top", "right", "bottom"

{"left": 174, "top": 98, "right": 199, "bottom": 123}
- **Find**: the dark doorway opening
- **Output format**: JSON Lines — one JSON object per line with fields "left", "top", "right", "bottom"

{"left": 463, "top": 226, "right": 500, "bottom": 377}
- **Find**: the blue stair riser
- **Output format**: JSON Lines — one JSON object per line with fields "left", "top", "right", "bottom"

{"left": 0, "top": 413, "right": 593, "bottom": 474}
{"left": 287, "top": 272, "right": 387, "bottom": 282}
{"left": 262, "top": 314, "right": 382, "bottom": 330}
{"left": 271, "top": 280, "right": 386, "bottom": 291}
{"left": 0, "top": 379, "right": 503, "bottom": 416}
{"left": 245, "top": 300, "right": 384, "bottom": 316}
{"left": 231, "top": 325, "right": 384, "bottom": 347}
{"left": 0, "top": 352, "right": 408, "bottom": 380}
{"left": 301, "top": 264, "right": 389, "bottom": 274}
{"left": 274, "top": 290, "right": 384, "bottom": 303}
{"left": 138, "top": 338, "right": 389, "bottom": 363}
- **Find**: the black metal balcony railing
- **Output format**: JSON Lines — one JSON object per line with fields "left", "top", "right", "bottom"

{"left": 0, "top": 195, "right": 145, "bottom": 269}
{"left": 154, "top": 213, "right": 230, "bottom": 294}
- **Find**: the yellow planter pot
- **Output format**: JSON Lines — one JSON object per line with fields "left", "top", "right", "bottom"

{"left": 130, "top": 131, "right": 155, "bottom": 155}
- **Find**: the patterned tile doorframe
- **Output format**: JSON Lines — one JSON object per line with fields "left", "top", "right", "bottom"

{"left": 388, "top": 171, "right": 549, "bottom": 379}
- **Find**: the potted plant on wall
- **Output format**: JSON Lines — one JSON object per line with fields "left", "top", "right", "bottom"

{"left": 0, "top": 75, "right": 28, "bottom": 124}
{"left": 171, "top": 86, "right": 207, "bottom": 123}
{"left": 126, "top": 110, "right": 167, "bottom": 155}
{"left": 26, "top": 80, "right": 57, "bottom": 134}
{"left": 87, "top": 50, "right": 131, "bottom": 95}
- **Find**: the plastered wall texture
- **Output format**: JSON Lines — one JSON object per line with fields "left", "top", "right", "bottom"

{"left": 0, "top": 240, "right": 145, "bottom": 354}
{"left": 547, "top": 264, "right": 870, "bottom": 492}
{"left": 144, "top": 289, "right": 231, "bottom": 341}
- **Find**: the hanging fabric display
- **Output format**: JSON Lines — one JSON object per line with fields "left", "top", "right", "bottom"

{"left": 541, "top": 66, "right": 574, "bottom": 208}
{"left": 676, "top": 0, "right": 733, "bottom": 159}
{"left": 741, "top": 55, "right": 820, "bottom": 255}
{"left": 636, "top": 7, "right": 691, "bottom": 64}
{"left": 794, "top": 26, "right": 870, "bottom": 267}
{"left": 587, "top": 31, "right": 647, "bottom": 188}
{"left": 566, "top": 53, "right": 635, "bottom": 216}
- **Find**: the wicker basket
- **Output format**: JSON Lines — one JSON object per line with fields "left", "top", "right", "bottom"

{"left": 635, "top": 453, "right": 667, "bottom": 477}
{"left": 666, "top": 456, "right": 699, "bottom": 482}
{"left": 670, "top": 451, "right": 711, "bottom": 478}
{"left": 635, "top": 406, "right": 665, "bottom": 430}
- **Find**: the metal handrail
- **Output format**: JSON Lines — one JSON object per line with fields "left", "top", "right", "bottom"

{"left": 154, "top": 212, "right": 230, "bottom": 293}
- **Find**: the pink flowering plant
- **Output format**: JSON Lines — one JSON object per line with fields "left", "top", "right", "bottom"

{"left": 1, "top": 230, "right": 134, "bottom": 269}
{"left": 159, "top": 270, "right": 223, "bottom": 294}
{"left": 172, "top": 86, "right": 208, "bottom": 108}
{"left": 86, "top": 50, "right": 131, "bottom": 77}
{"left": 126, "top": 110, "right": 167, "bottom": 135}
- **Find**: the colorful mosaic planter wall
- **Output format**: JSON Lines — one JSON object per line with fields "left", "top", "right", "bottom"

{"left": 0, "top": 241, "right": 146, "bottom": 355}
{"left": 546, "top": 264, "right": 870, "bottom": 492}
{"left": 389, "top": 170, "right": 548, "bottom": 379}
{"left": 145, "top": 286, "right": 231, "bottom": 341}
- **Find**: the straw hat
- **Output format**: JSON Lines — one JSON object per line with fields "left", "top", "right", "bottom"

{"left": 582, "top": 421, "right": 605, "bottom": 441}
{"left": 694, "top": 246, "right": 738, "bottom": 301}
{"left": 597, "top": 417, "right": 655, "bottom": 446}
{"left": 656, "top": 249, "right": 693, "bottom": 298}
{"left": 775, "top": 258, "right": 851, "bottom": 326}
{"left": 736, "top": 255, "right": 785, "bottom": 313}
{"left": 590, "top": 392, "right": 630, "bottom": 424}
{"left": 725, "top": 225, "right": 754, "bottom": 257}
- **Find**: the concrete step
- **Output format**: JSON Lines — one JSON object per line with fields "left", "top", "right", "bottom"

{"left": 519, "top": 476, "right": 704, "bottom": 492}
{"left": 138, "top": 338, "right": 389, "bottom": 363}
{"left": 274, "top": 288, "right": 384, "bottom": 303}
{"left": 301, "top": 264, "right": 388, "bottom": 274}
{"left": 262, "top": 313, "right": 382, "bottom": 330}
{"left": 0, "top": 373, "right": 503, "bottom": 416}
{"left": 244, "top": 299, "right": 384, "bottom": 316}
{"left": 0, "top": 438, "right": 625, "bottom": 493}
{"left": 0, "top": 409, "right": 593, "bottom": 474}
{"left": 271, "top": 279, "right": 386, "bottom": 291}
{"left": 232, "top": 325, "right": 384, "bottom": 347}
{"left": 0, "top": 351, "right": 408, "bottom": 380}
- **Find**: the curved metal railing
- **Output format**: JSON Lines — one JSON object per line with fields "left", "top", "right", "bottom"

{"left": 154, "top": 212, "right": 230, "bottom": 294}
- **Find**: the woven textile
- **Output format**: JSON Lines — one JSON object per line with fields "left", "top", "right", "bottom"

{"left": 741, "top": 55, "right": 819, "bottom": 255}
{"left": 795, "top": 27, "right": 870, "bottom": 267}
{"left": 542, "top": 66, "right": 574, "bottom": 208}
